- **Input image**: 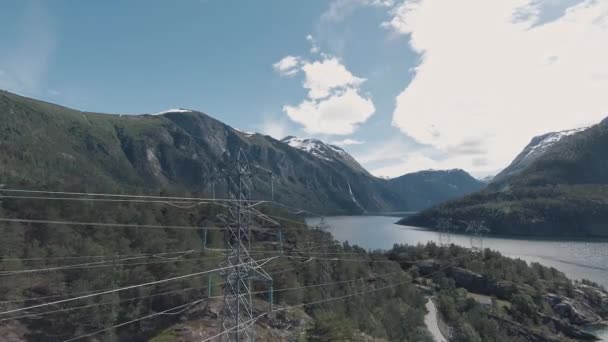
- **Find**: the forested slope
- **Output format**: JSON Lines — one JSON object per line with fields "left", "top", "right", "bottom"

{"left": 401, "top": 117, "right": 608, "bottom": 237}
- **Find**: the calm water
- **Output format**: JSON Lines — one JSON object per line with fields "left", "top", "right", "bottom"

{"left": 306, "top": 215, "right": 608, "bottom": 339}
{"left": 306, "top": 216, "right": 608, "bottom": 288}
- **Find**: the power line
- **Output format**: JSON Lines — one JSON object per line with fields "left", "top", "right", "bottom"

{"left": 202, "top": 278, "right": 412, "bottom": 342}
{"left": 94, "top": 256, "right": 461, "bottom": 342}
{"left": 0, "top": 253, "right": 405, "bottom": 278}
{"left": 0, "top": 256, "right": 313, "bottom": 305}
{"left": 62, "top": 298, "right": 205, "bottom": 342}
{"left": 7, "top": 252, "right": 466, "bottom": 340}
{"left": 0, "top": 247, "right": 378, "bottom": 305}
{"left": 1, "top": 268, "right": 403, "bottom": 323}
{"left": 0, "top": 188, "right": 254, "bottom": 203}
{"left": 0, "top": 187, "right": 323, "bottom": 217}
{"left": 204, "top": 255, "right": 466, "bottom": 341}
{"left": 0, "top": 255, "right": 233, "bottom": 276}
{"left": 0, "top": 257, "right": 278, "bottom": 316}
{"left": 0, "top": 217, "right": 209, "bottom": 230}
{"left": 0, "top": 249, "right": 199, "bottom": 262}
{"left": 57, "top": 269, "right": 407, "bottom": 341}
{"left": 0, "top": 217, "right": 307, "bottom": 232}
{"left": 0, "top": 240, "right": 354, "bottom": 264}
{"left": 209, "top": 148, "right": 275, "bottom": 342}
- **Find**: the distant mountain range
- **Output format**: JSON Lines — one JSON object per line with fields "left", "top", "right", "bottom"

{"left": 401, "top": 117, "right": 608, "bottom": 237}
{"left": 0, "top": 90, "right": 484, "bottom": 214}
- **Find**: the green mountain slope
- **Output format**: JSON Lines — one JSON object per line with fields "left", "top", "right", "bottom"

{"left": 387, "top": 169, "right": 485, "bottom": 211}
{"left": 0, "top": 90, "right": 483, "bottom": 214}
{"left": 400, "top": 117, "right": 608, "bottom": 237}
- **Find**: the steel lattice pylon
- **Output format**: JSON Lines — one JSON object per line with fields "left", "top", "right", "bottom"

{"left": 208, "top": 149, "right": 273, "bottom": 342}
{"left": 465, "top": 220, "right": 490, "bottom": 254}
{"left": 435, "top": 218, "right": 453, "bottom": 247}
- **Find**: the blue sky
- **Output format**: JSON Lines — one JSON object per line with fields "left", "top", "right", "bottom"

{"left": 1, "top": 0, "right": 607, "bottom": 178}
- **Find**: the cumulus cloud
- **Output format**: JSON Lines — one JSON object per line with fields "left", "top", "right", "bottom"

{"left": 301, "top": 57, "right": 365, "bottom": 100}
{"left": 306, "top": 34, "right": 321, "bottom": 54}
{"left": 272, "top": 55, "right": 301, "bottom": 77}
{"left": 284, "top": 88, "right": 374, "bottom": 135}
{"left": 274, "top": 48, "right": 375, "bottom": 135}
{"left": 332, "top": 138, "right": 365, "bottom": 146}
{"left": 258, "top": 116, "right": 291, "bottom": 140}
{"left": 383, "top": 0, "right": 608, "bottom": 173}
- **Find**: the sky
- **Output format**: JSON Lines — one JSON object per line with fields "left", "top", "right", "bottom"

{"left": 1, "top": 0, "right": 608, "bottom": 178}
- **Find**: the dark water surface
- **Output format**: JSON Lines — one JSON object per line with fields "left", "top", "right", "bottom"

{"left": 306, "top": 215, "right": 608, "bottom": 339}
{"left": 307, "top": 216, "right": 608, "bottom": 287}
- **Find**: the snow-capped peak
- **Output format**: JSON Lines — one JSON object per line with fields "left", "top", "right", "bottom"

{"left": 281, "top": 136, "right": 345, "bottom": 161}
{"left": 280, "top": 136, "right": 370, "bottom": 175}
{"left": 154, "top": 108, "right": 193, "bottom": 115}
{"left": 522, "top": 127, "right": 587, "bottom": 161}
{"left": 235, "top": 128, "right": 256, "bottom": 137}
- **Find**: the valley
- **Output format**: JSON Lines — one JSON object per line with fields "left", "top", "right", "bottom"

{"left": 1, "top": 90, "right": 608, "bottom": 341}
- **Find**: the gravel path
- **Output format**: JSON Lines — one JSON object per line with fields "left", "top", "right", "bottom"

{"left": 425, "top": 298, "right": 447, "bottom": 342}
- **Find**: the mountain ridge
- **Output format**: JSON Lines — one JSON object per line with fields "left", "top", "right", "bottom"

{"left": 490, "top": 127, "right": 588, "bottom": 188}
{"left": 400, "top": 115, "right": 608, "bottom": 237}
{"left": 0, "top": 90, "right": 484, "bottom": 214}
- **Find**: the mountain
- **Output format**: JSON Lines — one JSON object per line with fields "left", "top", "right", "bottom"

{"left": 0, "top": 90, "right": 482, "bottom": 214}
{"left": 400, "top": 117, "right": 608, "bottom": 237}
{"left": 385, "top": 169, "right": 485, "bottom": 211}
{"left": 281, "top": 136, "right": 370, "bottom": 176}
{"left": 491, "top": 127, "right": 587, "bottom": 187}
{"left": 478, "top": 175, "right": 495, "bottom": 184}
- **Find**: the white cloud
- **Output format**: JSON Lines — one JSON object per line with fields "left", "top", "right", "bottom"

{"left": 306, "top": 34, "right": 320, "bottom": 54}
{"left": 284, "top": 88, "right": 374, "bottom": 135}
{"left": 272, "top": 55, "right": 301, "bottom": 77}
{"left": 258, "top": 116, "right": 290, "bottom": 140}
{"left": 384, "top": 0, "right": 608, "bottom": 173}
{"left": 274, "top": 45, "right": 375, "bottom": 136}
{"left": 301, "top": 57, "right": 365, "bottom": 100}
{"left": 332, "top": 138, "right": 365, "bottom": 146}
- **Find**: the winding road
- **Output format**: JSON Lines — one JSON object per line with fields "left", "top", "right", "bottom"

{"left": 425, "top": 298, "right": 447, "bottom": 342}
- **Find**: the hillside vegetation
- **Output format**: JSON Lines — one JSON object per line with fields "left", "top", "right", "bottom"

{"left": 0, "top": 90, "right": 483, "bottom": 215}
{"left": 401, "top": 117, "right": 608, "bottom": 237}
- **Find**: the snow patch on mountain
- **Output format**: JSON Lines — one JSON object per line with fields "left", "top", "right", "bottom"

{"left": 280, "top": 136, "right": 371, "bottom": 176}
{"left": 281, "top": 136, "right": 335, "bottom": 161}
{"left": 235, "top": 128, "right": 255, "bottom": 137}
{"left": 522, "top": 127, "right": 587, "bottom": 162}
{"left": 492, "top": 126, "right": 589, "bottom": 187}
{"left": 154, "top": 108, "right": 193, "bottom": 115}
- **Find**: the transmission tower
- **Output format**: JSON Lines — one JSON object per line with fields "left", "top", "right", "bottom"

{"left": 205, "top": 149, "right": 274, "bottom": 342}
{"left": 435, "top": 218, "right": 454, "bottom": 247}
{"left": 465, "top": 220, "right": 490, "bottom": 253}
